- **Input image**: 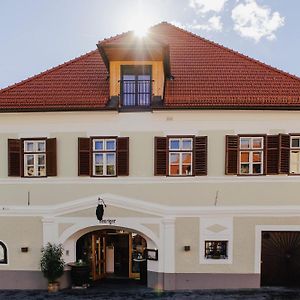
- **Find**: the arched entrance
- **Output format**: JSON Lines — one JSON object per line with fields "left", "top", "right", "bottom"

{"left": 76, "top": 228, "right": 148, "bottom": 284}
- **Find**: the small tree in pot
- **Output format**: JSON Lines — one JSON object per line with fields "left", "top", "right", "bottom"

{"left": 40, "top": 243, "right": 65, "bottom": 292}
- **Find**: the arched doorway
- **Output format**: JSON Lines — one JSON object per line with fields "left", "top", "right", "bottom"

{"left": 75, "top": 228, "right": 148, "bottom": 284}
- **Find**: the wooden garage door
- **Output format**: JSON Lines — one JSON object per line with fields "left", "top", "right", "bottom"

{"left": 261, "top": 231, "right": 300, "bottom": 286}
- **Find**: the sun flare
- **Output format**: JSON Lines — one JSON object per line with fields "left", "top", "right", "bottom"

{"left": 134, "top": 25, "right": 149, "bottom": 38}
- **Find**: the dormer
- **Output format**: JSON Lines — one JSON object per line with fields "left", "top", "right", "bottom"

{"left": 97, "top": 32, "right": 171, "bottom": 110}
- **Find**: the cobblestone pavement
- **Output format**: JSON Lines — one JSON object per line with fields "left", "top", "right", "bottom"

{"left": 1, "top": 286, "right": 300, "bottom": 300}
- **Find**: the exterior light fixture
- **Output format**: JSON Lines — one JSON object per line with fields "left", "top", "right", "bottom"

{"left": 184, "top": 245, "right": 191, "bottom": 252}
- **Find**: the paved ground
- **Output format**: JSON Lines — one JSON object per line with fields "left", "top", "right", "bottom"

{"left": 1, "top": 280, "right": 300, "bottom": 299}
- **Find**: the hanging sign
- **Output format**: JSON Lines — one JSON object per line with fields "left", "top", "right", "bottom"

{"left": 96, "top": 197, "right": 117, "bottom": 224}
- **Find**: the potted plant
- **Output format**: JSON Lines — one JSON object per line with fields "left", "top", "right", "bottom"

{"left": 40, "top": 243, "right": 65, "bottom": 292}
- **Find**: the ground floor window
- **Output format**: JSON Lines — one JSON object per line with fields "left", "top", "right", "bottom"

{"left": 205, "top": 241, "right": 228, "bottom": 259}
{"left": 0, "top": 241, "right": 7, "bottom": 264}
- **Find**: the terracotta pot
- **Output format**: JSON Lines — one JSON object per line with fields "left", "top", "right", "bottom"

{"left": 48, "top": 282, "right": 60, "bottom": 293}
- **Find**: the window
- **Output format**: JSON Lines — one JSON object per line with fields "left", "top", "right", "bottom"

{"left": 24, "top": 140, "right": 46, "bottom": 177}
{"left": 0, "top": 241, "right": 7, "bottom": 264}
{"left": 290, "top": 136, "right": 300, "bottom": 174}
{"left": 169, "top": 137, "right": 193, "bottom": 176}
{"left": 92, "top": 138, "right": 116, "bottom": 176}
{"left": 154, "top": 136, "right": 207, "bottom": 176}
{"left": 239, "top": 137, "right": 264, "bottom": 175}
{"left": 205, "top": 241, "right": 228, "bottom": 259}
{"left": 121, "top": 65, "right": 152, "bottom": 107}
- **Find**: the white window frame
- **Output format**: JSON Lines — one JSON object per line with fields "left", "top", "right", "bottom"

{"left": 199, "top": 217, "right": 233, "bottom": 264}
{"left": 290, "top": 136, "right": 300, "bottom": 174}
{"left": 168, "top": 137, "right": 193, "bottom": 176}
{"left": 23, "top": 140, "right": 46, "bottom": 177}
{"left": 239, "top": 137, "right": 264, "bottom": 175}
{"left": 92, "top": 138, "right": 116, "bottom": 177}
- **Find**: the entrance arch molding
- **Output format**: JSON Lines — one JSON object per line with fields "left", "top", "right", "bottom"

{"left": 59, "top": 219, "right": 160, "bottom": 248}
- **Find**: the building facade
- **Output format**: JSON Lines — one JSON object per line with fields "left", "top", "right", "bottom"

{"left": 0, "top": 22, "right": 300, "bottom": 290}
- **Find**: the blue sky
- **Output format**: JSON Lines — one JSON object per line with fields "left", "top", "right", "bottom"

{"left": 0, "top": 0, "right": 299, "bottom": 89}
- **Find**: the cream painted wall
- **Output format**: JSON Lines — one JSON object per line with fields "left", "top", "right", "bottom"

{"left": 2, "top": 180, "right": 300, "bottom": 206}
{"left": 175, "top": 216, "right": 300, "bottom": 274}
{"left": 0, "top": 217, "right": 43, "bottom": 270}
{"left": 0, "top": 110, "right": 300, "bottom": 207}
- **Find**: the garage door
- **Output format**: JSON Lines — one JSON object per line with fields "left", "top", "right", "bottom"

{"left": 261, "top": 231, "right": 300, "bottom": 286}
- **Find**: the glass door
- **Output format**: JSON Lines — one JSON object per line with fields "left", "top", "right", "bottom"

{"left": 91, "top": 233, "right": 106, "bottom": 280}
{"left": 121, "top": 65, "right": 152, "bottom": 107}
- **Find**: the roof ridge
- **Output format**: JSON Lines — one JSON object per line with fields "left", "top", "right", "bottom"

{"left": 160, "top": 21, "right": 300, "bottom": 83}
{"left": 0, "top": 50, "right": 98, "bottom": 94}
{"left": 99, "top": 29, "right": 133, "bottom": 45}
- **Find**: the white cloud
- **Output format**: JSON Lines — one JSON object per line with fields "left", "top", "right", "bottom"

{"left": 189, "top": 0, "right": 228, "bottom": 14}
{"left": 231, "top": 0, "right": 285, "bottom": 42}
{"left": 188, "top": 16, "right": 223, "bottom": 32}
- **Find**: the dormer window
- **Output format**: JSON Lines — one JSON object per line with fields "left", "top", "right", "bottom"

{"left": 120, "top": 65, "right": 152, "bottom": 107}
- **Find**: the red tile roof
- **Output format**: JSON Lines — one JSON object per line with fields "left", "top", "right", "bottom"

{"left": 0, "top": 22, "right": 300, "bottom": 111}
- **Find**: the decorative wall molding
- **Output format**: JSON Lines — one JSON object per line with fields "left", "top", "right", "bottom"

{"left": 3, "top": 193, "right": 300, "bottom": 218}
{"left": 199, "top": 217, "right": 233, "bottom": 264}
{"left": 1, "top": 175, "right": 300, "bottom": 185}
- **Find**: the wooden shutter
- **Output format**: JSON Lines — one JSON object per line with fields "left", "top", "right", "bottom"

{"left": 194, "top": 136, "right": 207, "bottom": 176}
{"left": 154, "top": 137, "right": 167, "bottom": 176}
{"left": 279, "top": 134, "right": 290, "bottom": 174}
{"left": 117, "top": 137, "right": 129, "bottom": 176}
{"left": 266, "top": 135, "right": 280, "bottom": 175}
{"left": 225, "top": 135, "right": 238, "bottom": 175}
{"left": 8, "top": 139, "right": 21, "bottom": 177}
{"left": 78, "top": 138, "right": 91, "bottom": 176}
{"left": 46, "top": 138, "right": 57, "bottom": 176}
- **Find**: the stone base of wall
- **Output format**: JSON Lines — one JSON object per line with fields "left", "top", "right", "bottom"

{"left": 148, "top": 271, "right": 260, "bottom": 290}
{"left": 0, "top": 270, "right": 71, "bottom": 290}
{"left": 0, "top": 270, "right": 259, "bottom": 290}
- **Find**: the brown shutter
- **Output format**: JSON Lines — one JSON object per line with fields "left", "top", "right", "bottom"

{"left": 154, "top": 137, "right": 167, "bottom": 176}
{"left": 78, "top": 138, "right": 91, "bottom": 176}
{"left": 117, "top": 137, "right": 129, "bottom": 176}
{"left": 266, "top": 135, "right": 279, "bottom": 175}
{"left": 194, "top": 136, "right": 207, "bottom": 176}
{"left": 279, "top": 134, "right": 290, "bottom": 174}
{"left": 46, "top": 138, "right": 57, "bottom": 176}
{"left": 225, "top": 135, "right": 238, "bottom": 175}
{"left": 8, "top": 139, "right": 21, "bottom": 177}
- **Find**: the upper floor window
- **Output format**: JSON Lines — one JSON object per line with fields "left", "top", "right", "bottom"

{"left": 24, "top": 140, "right": 46, "bottom": 177}
{"left": 154, "top": 136, "right": 207, "bottom": 176}
{"left": 92, "top": 138, "right": 116, "bottom": 176}
{"left": 120, "top": 65, "right": 152, "bottom": 107}
{"left": 290, "top": 136, "right": 300, "bottom": 174}
{"left": 8, "top": 138, "right": 57, "bottom": 177}
{"left": 0, "top": 241, "right": 8, "bottom": 264}
{"left": 239, "top": 137, "right": 264, "bottom": 175}
{"left": 169, "top": 137, "right": 193, "bottom": 176}
{"left": 78, "top": 137, "right": 129, "bottom": 177}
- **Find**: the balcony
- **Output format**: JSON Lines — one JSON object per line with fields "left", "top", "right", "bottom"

{"left": 120, "top": 80, "right": 152, "bottom": 107}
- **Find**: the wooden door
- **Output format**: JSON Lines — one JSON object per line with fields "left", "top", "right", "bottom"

{"left": 261, "top": 231, "right": 300, "bottom": 286}
{"left": 91, "top": 233, "right": 106, "bottom": 280}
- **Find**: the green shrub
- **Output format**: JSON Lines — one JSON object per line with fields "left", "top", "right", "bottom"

{"left": 40, "top": 243, "right": 65, "bottom": 283}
